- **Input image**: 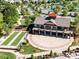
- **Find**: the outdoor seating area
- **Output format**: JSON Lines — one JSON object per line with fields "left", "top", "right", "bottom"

{"left": 27, "top": 34, "right": 73, "bottom": 52}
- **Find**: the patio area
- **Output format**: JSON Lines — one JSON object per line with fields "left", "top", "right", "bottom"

{"left": 27, "top": 34, "right": 74, "bottom": 53}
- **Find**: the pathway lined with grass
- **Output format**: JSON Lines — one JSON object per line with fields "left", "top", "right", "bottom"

{"left": 2, "top": 32, "right": 19, "bottom": 45}
{"left": 8, "top": 32, "right": 21, "bottom": 46}
{"left": 0, "top": 32, "right": 14, "bottom": 45}
{"left": 11, "top": 32, "right": 26, "bottom": 46}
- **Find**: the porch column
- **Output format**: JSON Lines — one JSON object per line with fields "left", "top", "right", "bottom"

{"left": 56, "top": 32, "right": 58, "bottom": 37}
{"left": 56, "top": 26, "right": 58, "bottom": 37}
{"left": 38, "top": 25, "right": 41, "bottom": 35}
{"left": 39, "top": 29, "right": 40, "bottom": 35}
{"left": 50, "top": 26, "right": 52, "bottom": 36}
{"left": 63, "top": 32, "right": 64, "bottom": 38}
{"left": 44, "top": 31, "right": 46, "bottom": 35}
{"left": 44, "top": 25, "right": 46, "bottom": 35}
{"left": 69, "top": 32, "right": 71, "bottom": 39}
{"left": 33, "top": 29, "right": 35, "bottom": 34}
{"left": 32, "top": 30, "right": 34, "bottom": 34}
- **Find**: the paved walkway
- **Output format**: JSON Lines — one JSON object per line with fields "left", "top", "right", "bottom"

{"left": 0, "top": 36, "right": 6, "bottom": 44}
{"left": 1, "top": 48, "right": 79, "bottom": 59}
{"left": 50, "top": 56, "right": 79, "bottom": 59}
{"left": 27, "top": 34, "right": 74, "bottom": 53}
{"left": 0, "top": 49, "right": 50, "bottom": 59}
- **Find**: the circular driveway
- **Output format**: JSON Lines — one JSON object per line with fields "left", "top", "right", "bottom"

{"left": 27, "top": 34, "right": 73, "bottom": 52}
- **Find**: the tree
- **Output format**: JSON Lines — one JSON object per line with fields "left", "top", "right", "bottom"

{"left": 0, "top": 13, "right": 4, "bottom": 33}
{"left": 71, "top": 16, "right": 79, "bottom": 35}
{"left": 2, "top": 4, "right": 19, "bottom": 28}
{"left": 71, "top": 16, "right": 79, "bottom": 27}
{"left": 31, "top": 54, "right": 35, "bottom": 59}
{"left": 21, "top": 9, "right": 30, "bottom": 15}
{"left": 0, "top": 2, "right": 19, "bottom": 34}
{"left": 49, "top": 50, "right": 53, "bottom": 57}
{"left": 0, "top": 0, "right": 7, "bottom": 12}
{"left": 25, "top": 17, "right": 32, "bottom": 27}
{"left": 54, "top": 52, "right": 58, "bottom": 57}
{"left": 2, "top": 23, "right": 11, "bottom": 35}
{"left": 54, "top": 5, "right": 62, "bottom": 13}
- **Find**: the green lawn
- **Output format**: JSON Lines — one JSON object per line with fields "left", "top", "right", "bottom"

{"left": 2, "top": 32, "right": 18, "bottom": 45}
{"left": 21, "top": 43, "right": 43, "bottom": 54}
{"left": 0, "top": 52, "right": 16, "bottom": 59}
{"left": 11, "top": 32, "right": 26, "bottom": 46}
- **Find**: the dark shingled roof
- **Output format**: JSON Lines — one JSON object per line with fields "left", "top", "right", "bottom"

{"left": 34, "top": 16, "right": 72, "bottom": 27}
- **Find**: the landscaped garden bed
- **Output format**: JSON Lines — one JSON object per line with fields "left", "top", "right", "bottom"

{"left": 0, "top": 52, "right": 16, "bottom": 59}
{"left": 11, "top": 32, "right": 26, "bottom": 46}
{"left": 2, "top": 32, "right": 19, "bottom": 45}
{"left": 20, "top": 42, "right": 43, "bottom": 54}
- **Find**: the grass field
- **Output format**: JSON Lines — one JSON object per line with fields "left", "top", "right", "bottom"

{"left": 11, "top": 32, "right": 26, "bottom": 46}
{"left": 21, "top": 43, "right": 43, "bottom": 54}
{"left": 2, "top": 32, "right": 19, "bottom": 45}
{"left": 0, "top": 52, "right": 16, "bottom": 59}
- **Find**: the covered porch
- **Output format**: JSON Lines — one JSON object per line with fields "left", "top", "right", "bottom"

{"left": 32, "top": 28, "right": 73, "bottom": 38}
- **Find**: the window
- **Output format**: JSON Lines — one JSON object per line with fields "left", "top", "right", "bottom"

{"left": 57, "top": 26, "right": 64, "bottom": 31}
{"left": 52, "top": 26, "right": 56, "bottom": 30}
{"left": 40, "top": 25, "right": 44, "bottom": 29}
{"left": 45, "top": 25, "right": 51, "bottom": 30}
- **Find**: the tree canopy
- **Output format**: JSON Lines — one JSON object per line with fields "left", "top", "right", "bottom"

{"left": 0, "top": 13, "right": 4, "bottom": 32}
{"left": 3, "top": 4, "right": 19, "bottom": 28}
{"left": 0, "top": 1, "right": 19, "bottom": 34}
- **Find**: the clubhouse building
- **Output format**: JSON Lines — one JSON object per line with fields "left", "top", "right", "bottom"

{"left": 28, "top": 13, "right": 73, "bottom": 38}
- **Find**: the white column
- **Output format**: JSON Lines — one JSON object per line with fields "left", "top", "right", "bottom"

{"left": 44, "top": 25, "right": 46, "bottom": 35}
{"left": 39, "top": 29, "right": 40, "bottom": 35}
{"left": 63, "top": 32, "right": 64, "bottom": 38}
{"left": 56, "top": 26, "right": 58, "bottom": 37}
{"left": 38, "top": 25, "right": 41, "bottom": 35}
{"left": 50, "top": 26, "right": 52, "bottom": 36}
